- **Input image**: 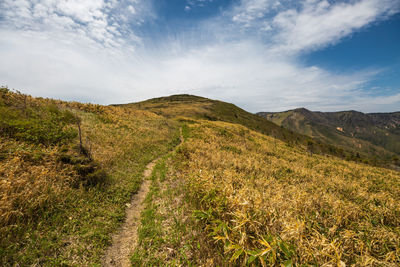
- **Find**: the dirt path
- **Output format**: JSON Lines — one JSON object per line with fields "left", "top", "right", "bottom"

{"left": 102, "top": 160, "right": 157, "bottom": 267}
{"left": 103, "top": 128, "right": 184, "bottom": 267}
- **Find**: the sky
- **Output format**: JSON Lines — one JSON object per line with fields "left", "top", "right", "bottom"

{"left": 0, "top": 0, "right": 399, "bottom": 112}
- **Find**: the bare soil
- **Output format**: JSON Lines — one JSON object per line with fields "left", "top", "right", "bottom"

{"left": 102, "top": 160, "right": 157, "bottom": 267}
{"left": 103, "top": 128, "right": 184, "bottom": 266}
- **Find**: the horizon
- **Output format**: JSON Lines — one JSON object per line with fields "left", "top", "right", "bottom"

{"left": 1, "top": 0, "right": 400, "bottom": 113}
{"left": 115, "top": 93, "right": 400, "bottom": 113}
{"left": 6, "top": 87, "right": 398, "bottom": 114}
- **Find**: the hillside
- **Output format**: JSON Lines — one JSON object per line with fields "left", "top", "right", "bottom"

{"left": 258, "top": 108, "right": 400, "bottom": 167}
{"left": 0, "top": 88, "right": 180, "bottom": 265}
{"left": 132, "top": 119, "right": 400, "bottom": 266}
{"left": 1, "top": 89, "right": 399, "bottom": 266}
{"left": 119, "top": 94, "right": 388, "bottom": 167}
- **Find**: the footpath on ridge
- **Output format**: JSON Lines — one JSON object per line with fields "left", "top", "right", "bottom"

{"left": 103, "top": 127, "right": 184, "bottom": 267}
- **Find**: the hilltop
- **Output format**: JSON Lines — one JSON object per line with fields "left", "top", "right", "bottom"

{"left": 258, "top": 108, "right": 400, "bottom": 167}
{"left": 121, "top": 94, "right": 398, "bottom": 168}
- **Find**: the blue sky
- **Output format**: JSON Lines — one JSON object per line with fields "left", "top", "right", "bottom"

{"left": 0, "top": 0, "right": 399, "bottom": 112}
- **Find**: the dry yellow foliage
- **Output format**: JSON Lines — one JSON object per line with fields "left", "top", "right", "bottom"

{"left": 0, "top": 89, "right": 179, "bottom": 265}
{"left": 173, "top": 120, "right": 400, "bottom": 266}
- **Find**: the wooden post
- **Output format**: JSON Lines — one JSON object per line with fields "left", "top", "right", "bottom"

{"left": 76, "top": 115, "right": 83, "bottom": 154}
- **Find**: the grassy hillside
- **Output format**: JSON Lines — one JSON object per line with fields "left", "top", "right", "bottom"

{"left": 2, "top": 89, "right": 399, "bottom": 266}
{"left": 258, "top": 108, "right": 400, "bottom": 168}
{"left": 120, "top": 94, "right": 384, "bottom": 166}
{"left": 133, "top": 119, "right": 400, "bottom": 266}
{"left": 0, "top": 88, "right": 180, "bottom": 265}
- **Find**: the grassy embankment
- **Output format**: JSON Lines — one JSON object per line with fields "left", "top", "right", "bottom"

{"left": 133, "top": 119, "right": 400, "bottom": 266}
{"left": 0, "top": 88, "right": 180, "bottom": 265}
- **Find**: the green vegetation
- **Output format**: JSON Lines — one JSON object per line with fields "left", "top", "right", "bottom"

{"left": 1, "top": 89, "right": 399, "bottom": 266}
{"left": 131, "top": 160, "right": 167, "bottom": 266}
{"left": 0, "top": 88, "right": 179, "bottom": 265}
{"left": 123, "top": 94, "right": 386, "bottom": 167}
{"left": 0, "top": 88, "right": 77, "bottom": 145}
{"left": 132, "top": 148, "right": 224, "bottom": 266}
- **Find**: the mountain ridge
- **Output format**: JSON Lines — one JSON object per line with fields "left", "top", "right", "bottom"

{"left": 117, "top": 94, "right": 399, "bottom": 168}
{"left": 258, "top": 108, "right": 400, "bottom": 165}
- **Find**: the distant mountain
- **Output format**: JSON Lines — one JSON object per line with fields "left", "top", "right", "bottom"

{"left": 258, "top": 108, "right": 400, "bottom": 162}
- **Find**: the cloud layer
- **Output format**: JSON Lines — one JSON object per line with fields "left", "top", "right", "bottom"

{"left": 0, "top": 0, "right": 399, "bottom": 112}
{"left": 271, "top": 0, "right": 399, "bottom": 53}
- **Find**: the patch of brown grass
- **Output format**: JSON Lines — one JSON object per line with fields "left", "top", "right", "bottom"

{"left": 172, "top": 120, "right": 400, "bottom": 266}
{"left": 0, "top": 139, "right": 76, "bottom": 226}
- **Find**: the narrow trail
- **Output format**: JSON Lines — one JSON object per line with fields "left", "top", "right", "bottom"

{"left": 102, "top": 160, "right": 156, "bottom": 267}
{"left": 103, "top": 127, "right": 184, "bottom": 267}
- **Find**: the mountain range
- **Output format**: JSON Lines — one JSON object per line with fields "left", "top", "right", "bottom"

{"left": 258, "top": 108, "right": 400, "bottom": 164}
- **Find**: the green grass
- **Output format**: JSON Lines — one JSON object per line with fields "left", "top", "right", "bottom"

{"left": 131, "top": 160, "right": 167, "bottom": 266}
{"left": 181, "top": 123, "right": 191, "bottom": 140}
{"left": 0, "top": 89, "right": 180, "bottom": 265}
{"left": 0, "top": 88, "right": 77, "bottom": 146}
{"left": 1, "top": 133, "right": 179, "bottom": 266}
{"left": 3, "top": 89, "right": 399, "bottom": 266}
{"left": 131, "top": 143, "right": 226, "bottom": 266}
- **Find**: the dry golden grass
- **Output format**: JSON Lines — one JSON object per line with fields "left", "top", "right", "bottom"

{"left": 128, "top": 100, "right": 214, "bottom": 119}
{"left": 2, "top": 89, "right": 399, "bottom": 265}
{"left": 172, "top": 120, "right": 400, "bottom": 266}
{"left": 0, "top": 89, "right": 179, "bottom": 265}
{"left": 0, "top": 138, "right": 76, "bottom": 226}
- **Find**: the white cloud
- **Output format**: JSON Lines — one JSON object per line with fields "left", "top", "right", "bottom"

{"left": 2, "top": 32, "right": 393, "bottom": 112}
{"left": 227, "top": 0, "right": 400, "bottom": 52}
{"left": 231, "top": 0, "right": 281, "bottom": 26}
{"left": 271, "top": 0, "right": 400, "bottom": 53}
{"left": 0, "top": 0, "right": 399, "bottom": 112}
{"left": 0, "top": 0, "right": 149, "bottom": 49}
{"left": 128, "top": 5, "right": 136, "bottom": 14}
{"left": 186, "top": 0, "right": 214, "bottom": 8}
